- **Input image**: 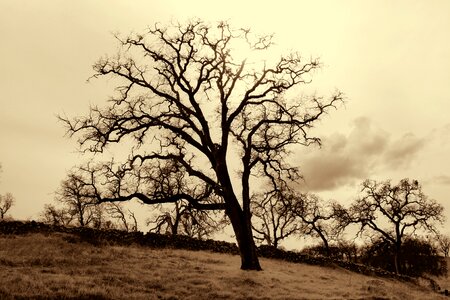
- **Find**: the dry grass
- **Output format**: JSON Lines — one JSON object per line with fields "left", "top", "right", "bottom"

{"left": 0, "top": 232, "right": 447, "bottom": 299}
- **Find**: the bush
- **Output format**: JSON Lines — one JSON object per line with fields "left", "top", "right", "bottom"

{"left": 360, "top": 237, "right": 447, "bottom": 277}
{"left": 300, "top": 241, "right": 359, "bottom": 262}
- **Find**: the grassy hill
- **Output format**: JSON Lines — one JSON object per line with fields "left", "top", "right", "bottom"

{"left": 0, "top": 230, "right": 448, "bottom": 299}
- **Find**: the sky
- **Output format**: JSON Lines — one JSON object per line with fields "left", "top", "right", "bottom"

{"left": 1, "top": 1, "right": 449, "bottom": 238}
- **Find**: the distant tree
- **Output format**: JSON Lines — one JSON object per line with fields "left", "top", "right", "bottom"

{"left": 251, "top": 185, "right": 299, "bottom": 248}
{"left": 436, "top": 233, "right": 450, "bottom": 258}
{"left": 334, "top": 239, "right": 359, "bottom": 262}
{"left": 147, "top": 200, "right": 227, "bottom": 239}
{"left": 89, "top": 204, "right": 108, "bottom": 229}
{"left": 56, "top": 172, "right": 98, "bottom": 227}
{"left": 361, "top": 236, "right": 447, "bottom": 277}
{"left": 179, "top": 208, "right": 227, "bottom": 239}
{"left": 0, "top": 164, "right": 15, "bottom": 220}
{"left": 342, "top": 178, "right": 445, "bottom": 274}
{"left": 106, "top": 202, "right": 138, "bottom": 232}
{"left": 40, "top": 204, "right": 74, "bottom": 226}
{"left": 0, "top": 192, "right": 14, "bottom": 219}
{"left": 60, "top": 20, "right": 342, "bottom": 270}
{"left": 290, "top": 193, "right": 341, "bottom": 256}
{"left": 147, "top": 203, "right": 182, "bottom": 235}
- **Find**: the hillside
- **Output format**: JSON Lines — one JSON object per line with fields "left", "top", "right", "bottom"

{"left": 0, "top": 227, "right": 448, "bottom": 299}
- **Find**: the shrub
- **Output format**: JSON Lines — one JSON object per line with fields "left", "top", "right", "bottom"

{"left": 360, "top": 237, "right": 447, "bottom": 277}
{"left": 300, "top": 241, "right": 359, "bottom": 262}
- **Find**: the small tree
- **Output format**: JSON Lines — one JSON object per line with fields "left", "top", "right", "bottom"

{"left": 147, "top": 200, "right": 227, "bottom": 239}
{"left": 89, "top": 204, "right": 108, "bottom": 229}
{"left": 40, "top": 204, "right": 74, "bottom": 226}
{"left": 251, "top": 187, "right": 299, "bottom": 248}
{"left": 0, "top": 165, "right": 15, "bottom": 220}
{"left": 288, "top": 192, "right": 340, "bottom": 256}
{"left": 0, "top": 192, "right": 14, "bottom": 220}
{"left": 344, "top": 178, "right": 445, "bottom": 274}
{"left": 106, "top": 202, "right": 138, "bottom": 232}
{"left": 56, "top": 172, "right": 98, "bottom": 227}
{"left": 436, "top": 233, "right": 450, "bottom": 258}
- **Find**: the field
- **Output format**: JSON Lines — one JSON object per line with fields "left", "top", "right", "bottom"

{"left": 0, "top": 232, "right": 448, "bottom": 299}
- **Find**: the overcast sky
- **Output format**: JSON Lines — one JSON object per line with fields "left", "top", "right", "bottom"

{"left": 1, "top": 1, "right": 449, "bottom": 235}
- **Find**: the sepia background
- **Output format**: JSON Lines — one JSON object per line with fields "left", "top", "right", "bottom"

{"left": 1, "top": 0, "right": 449, "bottom": 241}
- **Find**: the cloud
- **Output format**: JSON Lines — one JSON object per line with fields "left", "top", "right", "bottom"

{"left": 383, "top": 133, "right": 425, "bottom": 168}
{"left": 296, "top": 117, "right": 426, "bottom": 192}
{"left": 430, "top": 175, "right": 450, "bottom": 186}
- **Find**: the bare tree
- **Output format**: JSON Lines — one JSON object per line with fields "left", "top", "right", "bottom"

{"left": 179, "top": 207, "right": 227, "bottom": 239}
{"left": 0, "top": 164, "right": 15, "bottom": 220}
{"left": 106, "top": 202, "right": 138, "bottom": 232}
{"left": 60, "top": 20, "right": 342, "bottom": 270}
{"left": 251, "top": 187, "right": 299, "bottom": 248}
{"left": 0, "top": 192, "right": 14, "bottom": 219}
{"left": 40, "top": 204, "right": 74, "bottom": 226}
{"left": 147, "top": 202, "right": 185, "bottom": 236}
{"left": 89, "top": 204, "right": 108, "bottom": 229}
{"left": 139, "top": 159, "right": 228, "bottom": 238}
{"left": 56, "top": 172, "right": 98, "bottom": 227}
{"left": 436, "top": 233, "right": 450, "bottom": 257}
{"left": 147, "top": 199, "right": 227, "bottom": 239}
{"left": 289, "top": 193, "right": 340, "bottom": 256}
{"left": 342, "top": 178, "right": 445, "bottom": 274}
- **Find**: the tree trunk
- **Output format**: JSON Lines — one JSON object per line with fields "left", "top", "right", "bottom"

{"left": 273, "top": 239, "right": 278, "bottom": 249}
{"left": 227, "top": 199, "right": 262, "bottom": 270}
{"left": 216, "top": 150, "right": 261, "bottom": 270}
{"left": 314, "top": 226, "right": 330, "bottom": 257}
{"left": 394, "top": 241, "right": 401, "bottom": 274}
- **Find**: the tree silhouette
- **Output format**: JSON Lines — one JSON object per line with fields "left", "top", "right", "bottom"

{"left": 0, "top": 164, "right": 15, "bottom": 220}
{"left": 61, "top": 20, "right": 342, "bottom": 270}
{"left": 342, "top": 178, "right": 444, "bottom": 274}
{"left": 291, "top": 193, "right": 341, "bottom": 256}
{"left": 0, "top": 192, "right": 14, "bottom": 220}
{"left": 55, "top": 172, "right": 99, "bottom": 227}
{"left": 147, "top": 200, "right": 227, "bottom": 239}
{"left": 251, "top": 185, "right": 299, "bottom": 248}
{"left": 436, "top": 233, "right": 450, "bottom": 257}
{"left": 105, "top": 202, "right": 138, "bottom": 232}
{"left": 40, "top": 204, "right": 74, "bottom": 226}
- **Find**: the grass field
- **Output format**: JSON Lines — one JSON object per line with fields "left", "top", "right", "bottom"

{"left": 0, "top": 232, "right": 448, "bottom": 299}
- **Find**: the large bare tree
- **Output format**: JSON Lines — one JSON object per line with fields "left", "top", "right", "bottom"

{"left": 61, "top": 20, "right": 342, "bottom": 270}
{"left": 342, "top": 178, "right": 444, "bottom": 274}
